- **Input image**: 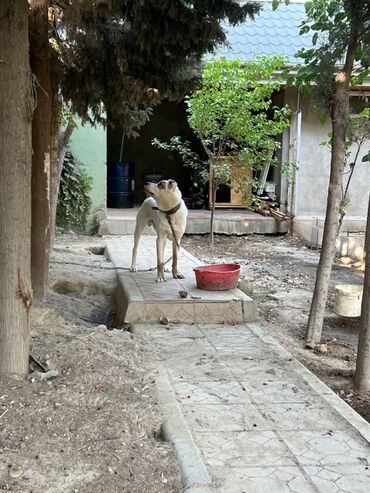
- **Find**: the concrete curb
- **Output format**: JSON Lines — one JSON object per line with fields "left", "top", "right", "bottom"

{"left": 155, "top": 369, "right": 212, "bottom": 492}
{"left": 247, "top": 322, "right": 370, "bottom": 445}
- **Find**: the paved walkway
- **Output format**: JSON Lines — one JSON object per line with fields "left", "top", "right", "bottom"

{"left": 133, "top": 322, "right": 370, "bottom": 493}
{"left": 107, "top": 236, "right": 370, "bottom": 492}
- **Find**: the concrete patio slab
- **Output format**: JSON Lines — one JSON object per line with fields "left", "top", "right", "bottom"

{"left": 99, "top": 208, "right": 288, "bottom": 235}
{"left": 132, "top": 322, "right": 370, "bottom": 493}
{"left": 105, "top": 236, "right": 257, "bottom": 324}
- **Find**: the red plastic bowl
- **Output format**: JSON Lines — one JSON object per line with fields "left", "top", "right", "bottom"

{"left": 193, "top": 263, "right": 240, "bottom": 291}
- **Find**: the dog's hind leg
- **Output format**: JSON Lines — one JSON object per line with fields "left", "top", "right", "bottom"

{"left": 172, "top": 236, "right": 184, "bottom": 279}
{"left": 130, "top": 217, "right": 147, "bottom": 272}
{"left": 156, "top": 235, "right": 167, "bottom": 282}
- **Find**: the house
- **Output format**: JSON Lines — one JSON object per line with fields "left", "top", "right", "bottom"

{"left": 69, "top": 0, "right": 370, "bottom": 245}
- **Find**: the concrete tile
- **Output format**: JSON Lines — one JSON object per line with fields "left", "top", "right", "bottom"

{"left": 213, "top": 466, "right": 317, "bottom": 493}
{"left": 154, "top": 337, "right": 215, "bottom": 356}
{"left": 172, "top": 380, "right": 251, "bottom": 405}
{"left": 229, "top": 359, "right": 296, "bottom": 380}
{"left": 182, "top": 404, "right": 268, "bottom": 432}
{"left": 117, "top": 273, "right": 143, "bottom": 301}
{"left": 144, "top": 301, "right": 195, "bottom": 322}
{"left": 260, "top": 403, "right": 350, "bottom": 431}
{"left": 167, "top": 362, "right": 233, "bottom": 383}
{"left": 302, "top": 464, "right": 370, "bottom": 493}
{"left": 280, "top": 430, "right": 370, "bottom": 466}
{"left": 194, "top": 302, "right": 236, "bottom": 324}
{"left": 196, "top": 430, "right": 296, "bottom": 467}
{"left": 205, "top": 332, "right": 261, "bottom": 347}
{"left": 199, "top": 325, "right": 256, "bottom": 336}
{"left": 242, "top": 379, "right": 319, "bottom": 404}
{"left": 165, "top": 352, "right": 222, "bottom": 370}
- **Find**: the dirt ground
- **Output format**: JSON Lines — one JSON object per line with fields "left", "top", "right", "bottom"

{"left": 0, "top": 235, "right": 182, "bottom": 493}
{"left": 1, "top": 232, "right": 369, "bottom": 493}
{"left": 182, "top": 233, "right": 370, "bottom": 423}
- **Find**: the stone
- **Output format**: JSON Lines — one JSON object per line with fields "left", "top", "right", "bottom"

{"left": 9, "top": 466, "right": 23, "bottom": 478}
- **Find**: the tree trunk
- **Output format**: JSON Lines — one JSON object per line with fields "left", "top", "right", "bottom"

{"left": 210, "top": 170, "right": 218, "bottom": 248}
{"left": 305, "top": 30, "right": 358, "bottom": 345}
{"left": 49, "top": 93, "right": 60, "bottom": 249}
{"left": 29, "top": 0, "right": 52, "bottom": 301}
{"left": 50, "top": 121, "right": 74, "bottom": 246}
{"left": 0, "top": 0, "right": 33, "bottom": 376}
{"left": 305, "top": 87, "right": 347, "bottom": 344}
{"left": 354, "top": 195, "right": 370, "bottom": 391}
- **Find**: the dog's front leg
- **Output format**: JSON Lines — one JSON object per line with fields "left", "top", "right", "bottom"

{"left": 156, "top": 235, "right": 167, "bottom": 282}
{"left": 172, "top": 237, "right": 184, "bottom": 279}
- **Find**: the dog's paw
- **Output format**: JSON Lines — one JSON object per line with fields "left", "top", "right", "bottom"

{"left": 173, "top": 273, "right": 185, "bottom": 279}
{"left": 130, "top": 267, "right": 137, "bottom": 272}
{"left": 156, "top": 277, "right": 166, "bottom": 283}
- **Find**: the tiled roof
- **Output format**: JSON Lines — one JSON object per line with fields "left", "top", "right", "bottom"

{"left": 216, "top": 1, "right": 312, "bottom": 63}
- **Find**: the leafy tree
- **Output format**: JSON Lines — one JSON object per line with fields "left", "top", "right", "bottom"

{"left": 290, "top": 0, "right": 370, "bottom": 346}
{"left": 153, "top": 56, "right": 290, "bottom": 245}
{"left": 55, "top": 0, "right": 261, "bottom": 134}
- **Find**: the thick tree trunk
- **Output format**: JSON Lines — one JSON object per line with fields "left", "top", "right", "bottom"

{"left": 0, "top": 0, "right": 33, "bottom": 376}
{"left": 354, "top": 195, "right": 370, "bottom": 391}
{"left": 305, "top": 31, "right": 358, "bottom": 345}
{"left": 29, "top": 0, "right": 52, "bottom": 301}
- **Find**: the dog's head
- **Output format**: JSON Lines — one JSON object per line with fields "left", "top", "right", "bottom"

{"left": 145, "top": 179, "right": 182, "bottom": 209}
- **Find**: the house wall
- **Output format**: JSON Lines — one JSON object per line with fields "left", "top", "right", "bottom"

{"left": 284, "top": 87, "right": 370, "bottom": 240}
{"left": 69, "top": 119, "right": 107, "bottom": 231}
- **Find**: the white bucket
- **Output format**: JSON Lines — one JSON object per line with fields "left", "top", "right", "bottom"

{"left": 334, "top": 284, "right": 363, "bottom": 317}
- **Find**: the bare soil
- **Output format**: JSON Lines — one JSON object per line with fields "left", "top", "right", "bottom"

{"left": 0, "top": 235, "right": 181, "bottom": 493}
{"left": 1, "top": 232, "right": 369, "bottom": 493}
{"left": 182, "top": 233, "right": 370, "bottom": 423}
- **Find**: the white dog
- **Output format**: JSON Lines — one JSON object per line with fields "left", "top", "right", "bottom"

{"left": 130, "top": 179, "right": 188, "bottom": 282}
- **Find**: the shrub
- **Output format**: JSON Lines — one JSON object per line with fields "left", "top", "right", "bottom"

{"left": 57, "top": 150, "right": 92, "bottom": 232}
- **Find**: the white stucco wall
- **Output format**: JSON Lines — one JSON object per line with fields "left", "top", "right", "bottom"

{"left": 285, "top": 88, "right": 370, "bottom": 224}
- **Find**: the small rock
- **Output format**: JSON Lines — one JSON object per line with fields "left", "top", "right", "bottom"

{"left": 339, "top": 256, "right": 352, "bottom": 266}
{"left": 29, "top": 370, "right": 60, "bottom": 382}
{"left": 305, "top": 341, "right": 316, "bottom": 350}
{"left": 160, "top": 316, "right": 169, "bottom": 325}
{"left": 315, "top": 343, "right": 328, "bottom": 354}
{"left": 97, "top": 324, "right": 107, "bottom": 330}
{"left": 9, "top": 466, "right": 23, "bottom": 478}
{"left": 178, "top": 290, "right": 188, "bottom": 298}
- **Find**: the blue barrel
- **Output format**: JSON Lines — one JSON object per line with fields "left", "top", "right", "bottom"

{"left": 107, "top": 162, "right": 135, "bottom": 208}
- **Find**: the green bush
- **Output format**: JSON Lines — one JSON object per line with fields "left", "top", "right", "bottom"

{"left": 57, "top": 150, "right": 92, "bottom": 232}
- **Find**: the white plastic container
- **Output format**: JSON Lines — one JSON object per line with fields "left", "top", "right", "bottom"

{"left": 334, "top": 284, "right": 363, "bottom": 317}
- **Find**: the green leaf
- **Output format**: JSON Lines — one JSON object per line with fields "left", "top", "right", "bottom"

{"left": 362, "top": 151, "right": 370, "bottom": 162}
{"left": 272, "top": 0, "right": 279, "bottom": 11}
{"left": 304, "top": 1, "right": 314, "bottom": 14}
{"left": 299, "top": 25, "right": 310, "bottom": 35}
{"left": 312, "top": 32, "right": 318, "bottom": 46}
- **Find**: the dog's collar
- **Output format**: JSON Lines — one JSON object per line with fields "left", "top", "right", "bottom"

{"left": 151, "top": 202, "right": 181, "bottom": 215}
